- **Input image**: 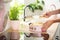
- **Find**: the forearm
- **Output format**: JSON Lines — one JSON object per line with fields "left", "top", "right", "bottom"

{"left": 47, "top": 9, "right": 60, "bottom": 15}
{"left": 42, "top": 20, "right": 54, "bottom": 32}
{"left": 53, "top": 19, "right": 60, "bottom": 23}
{"left": 42, "top": 19, "right": 60, "bottom": 32}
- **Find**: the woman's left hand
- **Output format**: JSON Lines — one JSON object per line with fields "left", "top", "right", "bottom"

{"left": 41, "top": 20, "right": 54, "bottom": 32}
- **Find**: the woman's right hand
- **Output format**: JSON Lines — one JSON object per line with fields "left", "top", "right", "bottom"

{"left": 43, "top": 9, "right": 60, "bottom": 18}
{"left": 43, "top": 12, "right": 52, "bottom": 18}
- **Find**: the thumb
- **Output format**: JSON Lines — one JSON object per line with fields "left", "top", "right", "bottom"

{"left": 41, "top": 27, "right": 47, "bottom": 32}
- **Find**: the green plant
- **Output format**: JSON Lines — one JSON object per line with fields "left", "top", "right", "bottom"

{"left": 9, "top": 4, "right": 25, "bottom": 20}
{"left": 28, "top": 0, "right": 45, "bottom": 12}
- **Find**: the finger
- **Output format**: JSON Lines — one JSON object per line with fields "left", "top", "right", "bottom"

{"left": 41, "top": 26, "right": 47, "bottom": 32}
{"left": 29, "top": 26, "right": 34, "bottom": 33}
{"left": 29, "top": 26, "right": 33, "bottom": 29}
{"left": 43, "top": 13, "right": 50, "bottom": 18}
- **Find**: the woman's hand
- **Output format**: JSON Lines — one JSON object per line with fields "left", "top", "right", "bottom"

{"left": 43, "top": 9, "right": 60, "bottom": 18}
{"left": 41, "top": 20, "right": 54, "bottom": 32}
{"left": 43, "top": 12, "right": 52, "bottom": 18}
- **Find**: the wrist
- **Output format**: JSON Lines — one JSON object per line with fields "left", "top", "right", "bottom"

{"left": 59, "top": 9, "right": 60, "bottom": 13}
{"left": 49, "top": 19, "right": 55, "bottom": 23}
{"left": 51, "top": 20, "right": 55, "bottom": 23}
{"left": 50, "top": 9, "right": 60, "bottom": 15}
{"left": 41, "top": 27, "right": 47, "bottom": 32}
{"left": 53, "top": 19, "right": 60, "bottom": 23}
{"left": 52, "top": 19, "right": 56, "bottom": 23}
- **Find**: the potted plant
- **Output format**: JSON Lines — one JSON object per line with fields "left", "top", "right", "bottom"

{"left": 9, "top": 4, "right": 25, "bottom": 40}
{"left": 9, "top": 4, "right": 25, "bottom": 31}
{"left": 9, "top": 5, "right": 19, "bottom": 31}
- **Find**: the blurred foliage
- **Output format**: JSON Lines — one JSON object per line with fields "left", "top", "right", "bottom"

{"left": 28, "top": 0, "right": 45, "bottom": 12}
{"left": 9, "top": 3, "right": 25, "bottom": 20}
